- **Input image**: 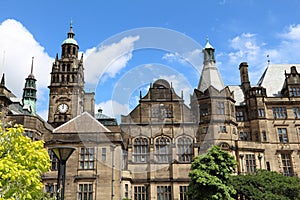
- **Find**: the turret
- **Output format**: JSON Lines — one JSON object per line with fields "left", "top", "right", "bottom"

{"left": 22, "top": 57, "right": 37, "bottom": 115}
{"left": 197, "top": 38, "right": 224, "bottom": 92}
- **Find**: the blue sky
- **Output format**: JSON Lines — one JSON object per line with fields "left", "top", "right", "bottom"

{"left": 0, "top": 0, "right": 300, "bottom": 121}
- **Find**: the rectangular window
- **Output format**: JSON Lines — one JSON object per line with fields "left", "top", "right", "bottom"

{"left": 278, "top": 128, "right": 288, "bottom": 144}
{"left": 219, "top": 125, "right": 226, "bottom": 133}
{"left": 293, "top": 107, "right": 300, "bottom": 118}
{"left": 266, "top": 161, "right": 271, "bottom": 171}
{"left": 245, "top": 154, "right": 256, "bottom": 174}
{"left": 239, "top": 132, "right": 248, "bottom": 141}
{"left": 258, "top": 108, "right": 265, "bottom": 117}
{"left": 45, "top": 183, "right": 57, "bottom": 197}
{"left": 281, "top": 153, "right": 294, "bottom": 176}
{"left": 79, "top": 148, "right": 95, "bottom": 170}
{"left": 179, "top": 186, "right": 188, "bottom": 200}
{"left": 289, "top": 87, "right": 300, "bottom": 96}
{"left": 200, "top": 104, "right": 208, "bottom": 116}
{"left": 125, "top": 184, "right": 129, "bottom": 199}
{"left": 134, "top": 186, "right": 148, "bottom": 200}
{"left": 236, "top": 111, "right": 244, "bottom": 121}
{"left": 157, "top": 186, "right": 171, "bottom": 200}
{"left": 78, "top": 184, "right": 93, "bottom": 200}
{"left": 262, "top": 131, "right": 267, "bottom": 142}
{"left": 272, "top": 107, "right": 287, "bottom": 119}
{"left": 217, "top": 101, "right": 225, "bottom": 115}
{"left": 102, "top": 148, "right": 106, "bottom": 162}
{"left": 48, "top": 150, "right": 59, "bottom": 171}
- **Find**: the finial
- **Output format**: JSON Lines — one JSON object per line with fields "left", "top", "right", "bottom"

{"left": 30, "top": 56, "right": 34, "bottom": 75}
{"left": 70, "top": 19, "right": 73, "bottom": 33}
{"left": 206, "top": 35, "right": 209, "bottom": 43}
{"left": 67, "top": 20, "right": 75, "bottom": 39}
{"left": 267, "top": 54, "right": 270, "bottom": 67}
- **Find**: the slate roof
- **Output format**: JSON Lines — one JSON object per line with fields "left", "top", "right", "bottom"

{"left": 229, "top": 64, "right": 300, "bottom": 106}
{"left": 258, "top": 64, "right": 300, "bottom": 97}
{"left": 198, "top": 62, "right": 225, "bottom": 92}
{"left": 54, "top": 112, "right": 111, "bottom": 133}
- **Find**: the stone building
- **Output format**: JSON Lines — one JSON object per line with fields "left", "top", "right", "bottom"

{"left": 2, "top": 23, "right": 300, "bottom": 200}
{"left": 0, "top": 57, "right": 52, "bottom": 141}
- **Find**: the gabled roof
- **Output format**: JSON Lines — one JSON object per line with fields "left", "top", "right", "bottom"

{"left": 258, "top": 64, "right": 300, "bottom": 97}
{"left": 53, "top": 112, "right": 111, "bottom": 133}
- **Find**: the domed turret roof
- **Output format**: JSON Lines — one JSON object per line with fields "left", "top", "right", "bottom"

{"left": 62, "top": 38, "right": 78, "bottom": 46}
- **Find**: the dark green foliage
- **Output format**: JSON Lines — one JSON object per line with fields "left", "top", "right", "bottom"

{"left": 188, "top": 145, "right": 237, "bottom": 200}
{"left": 230, "top": 170, "right": 300, "bottom": 200}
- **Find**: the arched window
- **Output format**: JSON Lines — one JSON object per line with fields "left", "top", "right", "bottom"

{"left": 218, "top": 142, "right": 230, "bottom": 150}
{"left": 62, "top": 64, "right": 66, "bottom": 72}
{"left": 133, "top": 137, "right": 149, "bottom": 163}
{"left": 67, "top": 64, "right": 70, "bottom": 72}
{"left": 155, "top": 136, "right": 171, "bottom": 163}
{"left": 177, "top": 136, "right": 193, "bottom": 162}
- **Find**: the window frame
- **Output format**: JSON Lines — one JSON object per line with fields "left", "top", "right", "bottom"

{"left": 277, "top": 128, "right": 289, "bottom": 144}
{"left": 79, "top": 147, "right": 95, "bottom": 170}
{"left": 281, "top": 153, "right": 294, "bottom": 176}
{"left": 134, "top": 185, "right": 148, "bottom": 200}
{"left": 217, "top": 101, "right": 225, "bottom": 115}
{"left": 78, "top": 183, "right": 93, "bottom": 200}
{"left": 133, "top": 137, "right": 149, "bottom": 163}
{"left": 245, "top": 154, "right": 256, "bottom": 174}
{"left": 179, "top": 186, "right": 188, "bottom": 200}
{"left": 177, "top": 136, "right": 193, "bottom": 163}
{"left": 155, "top": 136, "right": 171, "bottom": 163}
{"left": 272, "top": 107, "right": 287, "bottom": 119}
{"left": 157, "top": 186, "right": 172, "bottom": 200}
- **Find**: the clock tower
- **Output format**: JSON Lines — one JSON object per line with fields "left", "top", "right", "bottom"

{"left": 48, "top": 22, "right": 85, "bottom": 128}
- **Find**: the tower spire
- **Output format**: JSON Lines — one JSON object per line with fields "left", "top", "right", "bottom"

{"left": 22, "top": 57, "right": 37, "bottom": 115}
{"left": 198, "top": 38, "right": 224, "bottom": 92}
{"left": 67, "top": 20, "right": 75, "bottom": 39}
{"left": 29, "top": 56, "right": 34, "bottom": 78}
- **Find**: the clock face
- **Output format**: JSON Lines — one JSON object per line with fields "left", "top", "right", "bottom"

{"left": 58, "top": 103, "right": 68, "bottom": 113}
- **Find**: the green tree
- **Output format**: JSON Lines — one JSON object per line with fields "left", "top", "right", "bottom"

{"left": 0, "top": 123, "right": 51, "bottom": 199}
{"left": 230, "top": 170, "right": 300, "bottom": 200}
{"left": 188, "top": 145, "right": 237, "bottom": 200}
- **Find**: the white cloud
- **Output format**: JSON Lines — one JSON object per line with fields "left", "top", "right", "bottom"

{"left": 162, "top": 49, "right": 202, "bottom": 71}
{"left": 0, "top": 19, "right": 54, "bottom": 119}
{"left": 95, "top": 100, "right": 129, "bottom": 122}
{"left": 0, "top": 19, "right": 53, "bottom": 97}
{"left": 280, "top": 24, "right": 300, "bottom": 41}
{"left": 220, "top": 24, "right": 300, "bottom": 85}
{"left": 84, "top": 35, "right": 140, "bottom": 89}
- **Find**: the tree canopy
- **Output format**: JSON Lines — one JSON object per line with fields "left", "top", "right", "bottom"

{"left": 0, "top": 123, "right": 51, "bottom": 199}
{"left": 230, "top": 170, "right": 300, "bottom": 200}
{"left": 188, "top": 145, "right": 237, "bottom": 200}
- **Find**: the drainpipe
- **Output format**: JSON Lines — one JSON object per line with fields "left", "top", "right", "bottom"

{"left": 111, "top": 145, "right": 116, "bottom": 200}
